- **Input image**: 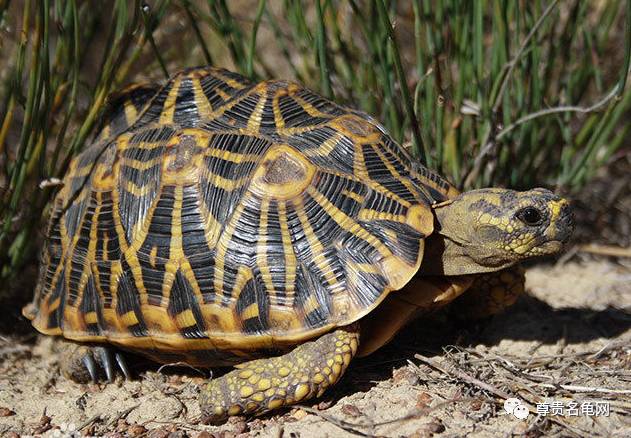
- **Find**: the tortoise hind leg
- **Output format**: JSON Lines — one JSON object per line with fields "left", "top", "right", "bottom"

{"left": 450, "top": 265, "right": 525, "bottom": 319}
{"left": 200, "top": 326, "right": 360, "bottom": 424}
{"left": 59, "top": 341, "right": 131, "bottom": 383}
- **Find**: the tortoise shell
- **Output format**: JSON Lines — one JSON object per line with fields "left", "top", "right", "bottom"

{"left": 25, "top": 67, "right": 458, "bottom": 364}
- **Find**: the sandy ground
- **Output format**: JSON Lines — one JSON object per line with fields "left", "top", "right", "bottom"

{"left": 0, "top": 259, "right": 630, "bottom": 438}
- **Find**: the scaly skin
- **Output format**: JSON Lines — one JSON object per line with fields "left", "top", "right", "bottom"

{"left": 450, "top": 266, "right": 526, "bottom": 319}
{"left": 199, "top": 327, "right": 359, "bottom": 424}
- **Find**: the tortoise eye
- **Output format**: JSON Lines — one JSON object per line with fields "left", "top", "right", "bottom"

{"left": 516, "top": 207, "right": 543, "bottom": 226}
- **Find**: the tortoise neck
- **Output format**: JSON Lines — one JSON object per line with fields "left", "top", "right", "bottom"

{"left": 421, "top": 233, "right": 514, "bottom": 276}
{"left": 420, "top": 194, "right": 518, "bottom": 276}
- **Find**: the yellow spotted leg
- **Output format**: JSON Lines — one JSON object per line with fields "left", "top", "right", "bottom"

{"left": 200, "top": 326, "right": 359, "bottom": 424}
{"left": 450, "top": 265, "right": 526, "bottom": 319}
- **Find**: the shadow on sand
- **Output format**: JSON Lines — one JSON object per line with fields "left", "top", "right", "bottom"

{"left": 328, "top": 293, "right": 631, "bottom": 399}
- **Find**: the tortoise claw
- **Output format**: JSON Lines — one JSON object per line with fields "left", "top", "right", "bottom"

{"left": 60, "top": 343, "right": 131, "bottom": 383}
{"left": 99, "top": 347, "right": 115, "bottom": 382}
{"left": 115, "top": 351, "right": 131, "bottom": 380}
{"left": 81, "top": 354, "right": 99, "bottom": 383}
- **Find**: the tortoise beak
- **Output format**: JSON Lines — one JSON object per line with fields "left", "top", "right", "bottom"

{"left": 555, "top": 201, "right": 574, "bottom": 245}
{"left": 551, "top": 198, "right": 575, "bottom": 246}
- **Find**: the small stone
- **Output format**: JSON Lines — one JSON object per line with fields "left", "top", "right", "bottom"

{"left": 469, "top": 399, "right": 483, "bottom": 411}
{"left": 512, "top": 422, "right": 529, "bottom": 435}
{"left": 291, "top": 408, "right": 308, "bottom": 420}
{"left": 84, "top": 423, "right": 99, "bottom": 436}
{"left": 32, "top": 413, "right": 52, "bottom": 434}
{"left": 75, "top": 393, "right": 88, "bottom": 411}
{"left": 127, "top": 424, "right": 148, "bottom": 437}
{"left": 425, "top": 418, "right": 445, "bottom": 434}
{"left": 316, "top": 400, "right": 333, "bottom": 410}
{"left": 86, "top": 383, "right": 103, "bottom": 393}
{"left": 0, "top": 407, "right": 15, "bottom": 417}
{"left": 5, "top": 432, "right": 19, "bottom": 438}
{"left": 115, "top": 419, "right": 129, "bottom": 432}
{"left": 341, "top": 404, "right": 361, "bottom": 417}
{"left": 416, "top": 392, "right": 433, "bottom": 409}
{"left": 247, "top": 418, "right": 266, "bottom": 430}
{"left": 148, "top": 428, "right": 170, "bottom": 438}
{"left": 392, "top": 367, "right": 420, "bottom": 385}
{"left": 226, "top": 415, "right": 244, "bottom": 424}
{"left": 408, "top": 419, "right": 446, "bottom": 438}
{"left": 232, "top": 420, "right": 247, "bottom": 434}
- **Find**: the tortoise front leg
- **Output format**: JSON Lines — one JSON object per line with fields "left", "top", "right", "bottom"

{"left": 450, "top": 265, "right": 525, "bottom": 319}
{"left": 200, "top": 326, "right": 360, "bottom": 424}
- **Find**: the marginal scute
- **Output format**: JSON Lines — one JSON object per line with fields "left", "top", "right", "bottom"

{"left": 405, "top": 204, "right": 434, "bottom": 236}
{"left": 379, "top": 249, "right": 423, "bottom": 290}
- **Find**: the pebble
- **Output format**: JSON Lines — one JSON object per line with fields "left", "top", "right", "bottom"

{"left": 341, "top": 404, "right": 361, "bottom": 417}
{"left": 0, "top": 407, "right": 15, "bottom": 417}
{"left": 127, "top": 424, "right": 148, "bottom": 437}
{"left": 416, "top": 391, "right": 433, "bottom": 409}
{"left": 291, "top": 408, "right": 308, "bottom": 420}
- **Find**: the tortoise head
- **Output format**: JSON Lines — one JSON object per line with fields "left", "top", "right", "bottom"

{"left": 422, "top": 188, "right": 574, "bottom": 275}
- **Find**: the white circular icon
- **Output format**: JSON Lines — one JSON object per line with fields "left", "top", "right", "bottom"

{"left": 504, "top": 398, "right": 522, "bottom": 415}
{"left": 513, "top": 404, "right": 529, "bottom": 419}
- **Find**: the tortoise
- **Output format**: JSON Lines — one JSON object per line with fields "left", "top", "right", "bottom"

{"left": 23, "top": 66, "right": 573, "bottom": 423}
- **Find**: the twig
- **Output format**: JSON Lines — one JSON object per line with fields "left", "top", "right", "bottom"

{"left": 496, "top": 84, "right": 622, "bottom": 140}
{"left": 588, "top": 337, "right": 631, "bottom": 360}
{"left": 140, "top": 419, "right": 204, "bottom": 432}
{"left": 76, "top": 414, "right": 103, "bottom": 433}
{"left": 0, "top": 345, "right": 30, "bottom": 356}
{"left": 414, "top": 354, "right": 513, "bottom": 401}
{"left": 577, "top": 244, "right": 631, "bottom": 258}
{"left": 465, "top": 0, "right": 560, "bottom": 186}
{"left": 465, "top": 336, "right": 630, "bottom": 367}
{"left": 156, "top": 361, "right": 206, "bottom": 377}
{"left": 556, "top": 245, "right": 579, "bottom": 266}
{"left": 412, "top": 354, "right": 595, "bottom": 437}
{"left": 530, "top": 382, "right": 631, "bottom": 395}
{"left": 294, "top": 406, "right": 372, "bottom": 437}
{"left": 107, "top": 404, "right": 140, "bottom": 428}
{"left": 296, "top": 398, "right": 467, "bottom": 437}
